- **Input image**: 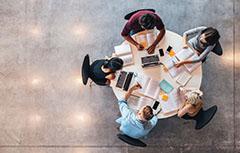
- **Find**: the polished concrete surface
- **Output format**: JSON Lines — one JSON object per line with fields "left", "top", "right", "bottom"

{"left": 0, "top": 0, "right": 239, "bottom": 152}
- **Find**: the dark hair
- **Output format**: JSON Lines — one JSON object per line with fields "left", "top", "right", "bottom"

{"left": 103, "top": 57, "right": 123, "bottom": 72}
{"left": 139, "top": 14, "right": 156, "bottom": 29}
{"left": 201, "top": 27, "right": 220, "bottom": 46}
{"left": 143, "top": 105, "right": 154, "bottom": 121}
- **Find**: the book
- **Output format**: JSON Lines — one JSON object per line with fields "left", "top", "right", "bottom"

{"left": 184, "top": 54, "right": 202, "bottom": 72}
{"left": 128, "top": 95, "right": 161, "bottom": 114}
{"left": 114, "top": 44, "right": 132, "bottom": 56}
{"left": 135, "top": 75, "right": 161, "bottom": 100}
{"left": 175, "top": 48, "right": 201, "bottom": 73}
{"left": 114, "top": 44, "right": 133, "bottom": 66}
{"left": 159, "top": 79, "right": 174, "bottom": 94}
{"left": 176, "top": 71, "right": 192, "bottom": 86}
{"left": 160, "top": 89, "right": 182, "bottom": 114}
{"left": 162, "top": 47, "right": 201, "bottom": 77}
{"left": 135, "top": 31, "right": 156, "bottom": 48}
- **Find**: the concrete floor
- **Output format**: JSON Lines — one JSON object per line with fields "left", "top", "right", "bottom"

{"left": 0, "top": 0, "right": 239, "bottom": 152}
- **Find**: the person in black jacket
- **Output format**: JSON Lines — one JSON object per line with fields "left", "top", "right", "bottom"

{"left": 89, "top": 57, "right": 123, "bottom": 86}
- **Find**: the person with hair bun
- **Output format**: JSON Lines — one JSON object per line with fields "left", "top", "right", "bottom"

{"left": 175, "top": 26, "right": 222, "bottom": 68}
{"left": 89, "top": 57, "right": 123, "bottom": 86}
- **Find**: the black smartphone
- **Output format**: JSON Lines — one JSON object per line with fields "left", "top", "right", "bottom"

{"left": 152, "top": 101, "right": 160, "bottom": 110}
{"left": 166, "top": 46, "right": 172, "bottom": 52}
{"left": 159, "top": 48, "right": 164, "bottom": 56}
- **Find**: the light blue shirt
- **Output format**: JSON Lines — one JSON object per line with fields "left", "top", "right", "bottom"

{"left": 183, "top": 26, "right": 215, "bottom": 63}
{"left": 116, "top": 99, "right": 158, "bottom": 139}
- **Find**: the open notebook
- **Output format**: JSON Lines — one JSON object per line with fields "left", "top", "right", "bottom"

{"left": 159, "top": 89, "right": 183, "bottom": 114}
{"left": 114, "top": 44, "right": 133, "bottom": 66}
{"left": 128, "top": 96, "right": 162, "bottom": 115}
{"left": 135, "top": 31, "right": 157, "bottom": 48}
{"left": 162, "top": 48, "right": 201, "bottom": 77}
{"left": 135, "top": 75, "right": 161, "bottom": 100}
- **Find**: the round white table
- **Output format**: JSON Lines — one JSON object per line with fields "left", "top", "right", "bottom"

{"left": 111, "top": 30, "right": 202, "bottom": 119}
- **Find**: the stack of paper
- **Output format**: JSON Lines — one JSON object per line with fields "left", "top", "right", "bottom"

{"left": 114, "top": 44, "right": 133, "bottom": 66}
{"left": 135, "top": 75, "right": 161, "bottom": 100}
{"left": 160, "top": 89, "right": 183, "bottom": 114}
{"left": 176, "top": 71, "right": 192, "bottom": 86}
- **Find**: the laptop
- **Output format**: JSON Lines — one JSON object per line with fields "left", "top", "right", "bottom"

{"left": 141, "top": 55, "right": 161, "bottom": 68}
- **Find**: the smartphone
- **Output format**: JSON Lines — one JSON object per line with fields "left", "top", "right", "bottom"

{"left": 166, "top": 46, "right": 172, "bottom": 52}
{"left": 159, "top": 48, "right": 164, "bottom": 56}
{"left": 116, "top": 71, "right": 127, "bottom": 88}
{"left": 152, "top": 101, "right": 160, "bottom": 110}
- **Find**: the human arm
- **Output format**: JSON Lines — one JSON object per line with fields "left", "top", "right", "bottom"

{"left": 177, "top": 104, "right": 192, "bottom": 118}
{"left": 149, "top": 115, "right": 158, "bottom": 127}
{"left": 118, "top": 84, "right": 142, "bottom": 117}
{"left": 175, "top": 45, "right": 214, "bottom": 67}
{"left": 121, "top": 21, "right": 144, "bottom": 50}
{"left": 146, "top": 28, "right": 166, "bottom": 54}
{"left": 182, "top": 26, "right": 207, "bottom": 48}
{"left": 123, "top": 35, "right": 144, "bottom": 50}
{"left": 124, "top": 83, "right": 142, "bottom": 101}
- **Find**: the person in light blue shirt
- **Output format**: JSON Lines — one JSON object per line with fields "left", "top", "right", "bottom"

{"left": 116, "top": 84, "right": 158, "bottom": 139}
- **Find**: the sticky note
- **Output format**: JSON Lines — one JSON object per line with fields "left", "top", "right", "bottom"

{"left": 169, "top": 50, "right": 175, "bottom": 57}
{"left": 162, "top": 94, "right": 169, "bottom": 101}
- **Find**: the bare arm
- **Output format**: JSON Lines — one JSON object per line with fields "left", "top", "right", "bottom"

{"left": 123, "top": 36, "right": 144, "bottom": 50}
{"left": 177, "top": 104, "right": 192, "bottom": 118}
{"left": 153, "top": 28, "right": 166, "bottom": 46}
{"left": 124, "top": 84, "right": 142, "bottom": 101}
{"left": 177, "top": 45, "right": 214, "bottom": 66}
{"left": 147, "top": 28, "right": 166, "bottom": 54}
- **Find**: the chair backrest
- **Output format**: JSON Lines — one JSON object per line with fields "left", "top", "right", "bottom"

{"left": 124, "top": 9, "right": 155, "bottom": 20}
{"left": 81, "top": 54, "right": 90, "bottom": 85}
{"left": 195, "top": 105, "right": 217, "bottom": 130}
{"left": 211, "top": 41, "right": 223, "bottom": 56}
{"left": 117, "top": 134, "right": 147, "bottom": 147}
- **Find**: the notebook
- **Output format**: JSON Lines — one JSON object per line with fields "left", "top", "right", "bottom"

{"left": 159, "top": 79, "right": 174, "bottom": 94}
{"left": 114, "top": 44, "right": 133, "bottom": 66}
{"left": 135, "top": 75, "right": 161, "bottom": 100}
{"left": 162, "top": 47, "right": 201, "bottom": 77}
{"left": 160, "top": 89, "right": 182, "bottom": 114}
{"left": 176, "top": 71, "right": 192, "bottom": 86}
{"left": 135, "top": 31, "right": 156, "bottom": 48}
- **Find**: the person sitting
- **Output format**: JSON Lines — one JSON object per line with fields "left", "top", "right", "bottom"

{"left": 121, "top": 10, "right": 166, "bottom": 54}
{"left": 177, "top": 87, "right": 203, "bottom": 118}
{"left": 116, "top": 84, "right": 158, "bottom": 139}
{"left": 89, "top": 57, "right": 123, "bottom": 86}
{"left": 175, "top": 26, "right": 222, "bottom": 68}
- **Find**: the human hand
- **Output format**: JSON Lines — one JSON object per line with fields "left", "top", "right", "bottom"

{"left": 146, "top": 44, "right": 156, "bottom": 54}
{"left": 130, "top": 83, "right": 142, "bottom": 91}
{"left": 136, "top": 44, "right": 144, "bottom": 51}
{"left": 175, "top": 62, "right": 182, "bottom": 68}
{"left": 183, "top": 44, "right": 188, "bottom": 49}
{"left": 108, "top": 73, "right": 116, "bottom": 80}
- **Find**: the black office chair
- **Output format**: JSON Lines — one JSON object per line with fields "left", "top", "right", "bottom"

{"left": 81, "top": 54, "right": 90, "bottom": 85}
{"left": 117, "top": 133, "right": 147, "bottom": 147}
{"left": 182, "top": 105, "right": 217, "bottom": 130}
{"left": 81, "top": 55, "right": 109, "bottom": 86}
{"left": 212, "top": 41, "right": 223, "bottom": 56}
{"left": 195, "top": 105, "right": 217, "bottom": 129}
{"left": 124, "top": 9, "right": 155, "bottom": 20}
